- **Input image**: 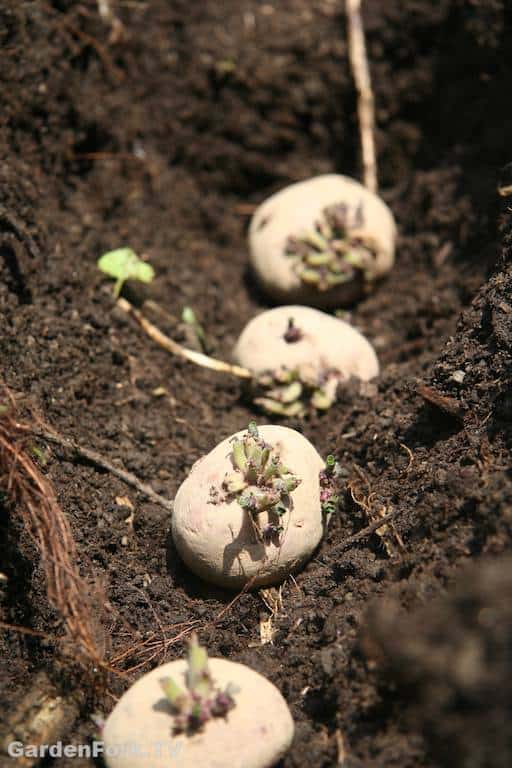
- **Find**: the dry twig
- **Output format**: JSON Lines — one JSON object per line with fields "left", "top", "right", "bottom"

{"left": 399, "top": 442, "right": 414, "bottom": 473}
{"left": 348, "top": 465, "right": 404, "bottom": 555}
{"left": 116, "top": 297, "right": 252, "bottom": 379}
{"left": 28, "top": 423, "right": 174, "bottom": 514}
{"left": 110, "top": 621, "right": 201, "bottom": 674}
{"left": 325, "top": 510, "right": 397, "bottom": 561}
{"left": 0, "top": 205, "right": 41, "bottom": 261}
{"left": 96, "top": 0, "right": 126, "bottom": 43}
{"left": 346, "top": 0, "right": 378, "bottom": 192}
{"left": 41, "top": 1, "right": 123, "bottom": 83}
{"left": 417, "top": 383, "right": 465, "bottom": 421}
{"left": 108, "top": 574, "right": 259, "bottom": 673}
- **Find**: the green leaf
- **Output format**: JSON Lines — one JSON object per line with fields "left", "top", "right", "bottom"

{"left": 263, "top": 456, "right": 280, "bottom": 480}
{"left": 252, "top": 489, "right": 279, "bottom": 511}
{"left": 304, "top": 230, "right": 328, "bottom": 251}
{"left": 260, "top": 446, "right": 270, "bottom": 470}
{"left": 97, "top": 248, "right": 155, "bottom": 296}
{"left": 238, "top": 492, "right": 254, "bottom": 509}
{"left": 160, "top": 677, "right": 186, "bottom": 708}
{"left": 273, "top": 500, "right": 288, "bottom": 517}
{"left": 274, "top": 368, "right": 297, "bottom": 384}
{"left": 324, "top": 454, "right": 341, "bottom": 477}
{"left": 305, "top": 251, "right": 333, "bottom": 267}
{"left": 282, "top": 474, "right": 300, "bottom": 492}
{"left": 187, "top": 636, "right": 212, "bottom": 698}
{"left": 232, "top": 440, "right": 248, "bottom": 473}
{"left": 311, "top": 388, "right": 335, "bottom": 410}
{"left": 247, "top": 421, "right": 259, "bottom": 439}
{"left": 245, "top": 439, "right": 262, "bottom": 467}
{"left": 278, "top": 380, "right": 303, "bottom": 404}
{"left": 344, "top": 250, "right": 365, "bottom": 267}
{"left": 181, "top": 306, "right": 207, "bottom": 351}
{"left": 223, "top": 472, "right": 247, "bottom": 494}
{"left": 253, "top": 397, "right": 304, "bottom": 417}
{"left": 30, "top": 445, "right": 48, "bottom": 466}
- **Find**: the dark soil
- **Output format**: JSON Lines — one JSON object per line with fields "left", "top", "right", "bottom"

{"left": 1, "top": 1, "right": 512, "bottom": 766}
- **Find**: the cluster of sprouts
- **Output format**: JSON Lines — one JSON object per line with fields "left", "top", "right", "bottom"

{"left": 160, "top": 634, "right": 238, "bottom": 734}
{"left": 253, "top": 366, "right": 339, "bottom": 417}
{"left": 319, "top": 455, "right": 342, "bottom": 519}
{"left": 285, "top": 202, "right": 377, "bottom": 291}
{"left": 221, "top": 422, "right": 301, "bottom": 544}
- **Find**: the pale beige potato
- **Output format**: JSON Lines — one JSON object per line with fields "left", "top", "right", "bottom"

{"left": 233, "top": 305, "right": 379, "bottom": 385}
{"left": 249, "top": 174, "right": 396, "bottom": 308}
{"left": 103, "top": 657, "right": 294, "bottom": 768}
{"left": 171, "top": 425, "right": 325, "bottom": 589}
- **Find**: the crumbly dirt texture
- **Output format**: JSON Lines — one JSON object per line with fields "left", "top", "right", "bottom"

{"left": 1, "top": 1, "right": 511, "bottom": 767}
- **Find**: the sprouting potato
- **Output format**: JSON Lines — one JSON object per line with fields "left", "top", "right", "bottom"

{"left": 233, "top": 305, "right": 379, "bottom": 416}
{"left": 171, "top": 423, "right": 326, "bottom": 589}
{"left": 103, "top": 637, "right": 294, "bottom": 768}
{"left": 249, "top": 174, "right": 396, "bottom": 308}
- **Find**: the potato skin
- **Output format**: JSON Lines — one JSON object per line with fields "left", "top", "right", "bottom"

{"left": 233, "top": 305, "right": 379, "bottom": 383}
{"left": 249, "top": 174, "right": 396, "bottom": 308}
{"left": 171, "top": 425, "right": 325, "bottom": 589}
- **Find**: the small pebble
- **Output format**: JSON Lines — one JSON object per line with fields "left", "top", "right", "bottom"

{"left": 450, "top": 369, "right": 466, "bottom": 384}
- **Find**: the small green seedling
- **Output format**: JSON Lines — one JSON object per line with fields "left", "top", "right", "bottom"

{"left": 29, "top": 444, "right": 48, "bottom": 466}
{"left": 181, "top": 306, "right": 207, "bottom": 351}
{"left": 160, "top": 633, "right": 237, "bottom": 734}
{"left": 97, "top": 247, "right": 155, "bottom": 297}
{"left": 319, "top": 454, "right": 342, "bottom": 519}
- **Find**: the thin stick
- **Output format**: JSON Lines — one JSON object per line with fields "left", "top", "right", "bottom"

{"left": 0, "top": 205, "right": 41, "bottom": 260}
{"left": 344, "top": 510, "right": 396, "bottom": 547}
{"left": 60, "top": 15, "right": 124, "bottom": 83}
{"left": 116, "top": 298, "right": 252, "bottom": 379}
{"left": 346, "top": 0, "right": 378, "bottom": 192}
{"left": 26, "top": 424, "right": 174, "bottom": 513}
{"left": 96, "top": 0, "right": 125, "bottom": 44}
{"left": 0, "top": 621, "right": 52, "bottom": 639}
{"left": 109, "top": 620, "right": 200, "bottom": 672}
{"left": 324, "top": 510, "right": 397, "bottom": 560}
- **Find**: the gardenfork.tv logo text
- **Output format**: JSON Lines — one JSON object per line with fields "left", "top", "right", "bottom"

{"left": 6, "top": 739, "right": 183, "bottom": 760}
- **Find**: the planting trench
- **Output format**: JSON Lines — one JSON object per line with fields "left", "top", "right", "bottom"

{"left": 1, "top": 1, "right": 512, "bottom": 766}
